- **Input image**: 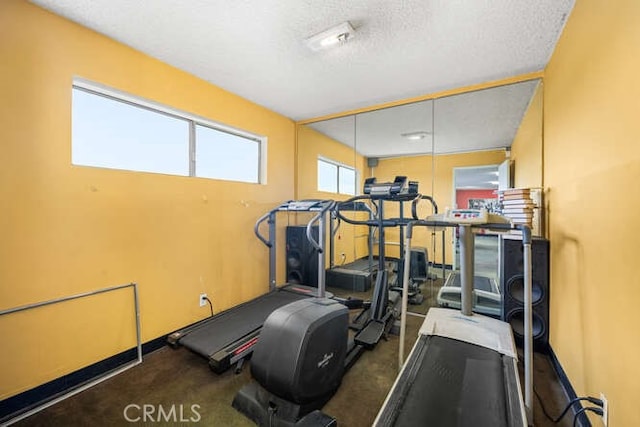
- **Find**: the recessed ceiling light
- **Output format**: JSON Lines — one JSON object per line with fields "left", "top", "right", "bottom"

{"left": 401, "top": 131, "right": 431, "bottom": 141}
{"left": 304, "top": 22, "right": 356, "bottom": 51}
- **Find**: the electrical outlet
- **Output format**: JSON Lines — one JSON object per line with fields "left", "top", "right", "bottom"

{"left": 199, "top": 293, "right": 208, "bottom": 307}
{"left": 600, "top": 393, "right": 608, "bottom": 426}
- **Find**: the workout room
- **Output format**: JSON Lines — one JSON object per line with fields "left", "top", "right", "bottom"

{"left": 1, "top": 1, "right": 637, "bottom": 426}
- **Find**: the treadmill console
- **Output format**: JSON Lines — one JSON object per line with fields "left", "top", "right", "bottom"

{"left": 427, "top": 209, "right": 512, "bottom": 226}
{"left": 280, "top": 200, "right": 329, "bottom": 211}
{"left": 363, "top": 176, "right": 418, "bottom": 199}
{"left": 444, "top": 209, "right": 489, "bottom": 224}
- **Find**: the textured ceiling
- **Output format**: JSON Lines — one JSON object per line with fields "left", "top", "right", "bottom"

{"left": 30, "top": 0, "right": 574, "bottom": 121}
{"left": 308, "top": 79, "right": 539, "bottom": 157}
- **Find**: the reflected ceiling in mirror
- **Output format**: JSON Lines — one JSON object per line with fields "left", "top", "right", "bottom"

{"left": 308, "top": 101, "right": 433, "bottom": 158}
{"left": 305, "top": 79, "right": 540, "bottom": 158}
{"left": 434, "top": 79, "right": 539, "bottom": 154}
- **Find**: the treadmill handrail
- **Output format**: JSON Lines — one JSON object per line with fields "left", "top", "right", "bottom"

{"left": 254, "top": 211, "right": 273, "bottom": 248}
{"left": 306, "top": 200, "right": 336, "bottom": 252}
{"left": 254, "top": 199, "right": 337, "bottom": 248}
{"left": 411, "top": 194, "right": 438, "bottom": 219}
{"left": 330, "top": 201, "right": 375, "bottom": 242}
{"left": 335, "top": 196, "right": 402, "bottom": 227}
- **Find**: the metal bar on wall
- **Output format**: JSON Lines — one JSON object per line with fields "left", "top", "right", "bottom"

{"left": 0, "top": 282, "right": 142, "bottom": 426}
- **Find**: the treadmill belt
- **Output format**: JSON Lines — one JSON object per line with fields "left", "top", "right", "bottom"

{"left": 342, "top": 257, "right": 374, "bottom": 272}
{"left": 381, "top": 335, "right": 517, "bottom": 427}
{"left": 448, "top": 273, "right": 494, "bottom": 292}
{"left": 179, "top": 289, "right": 309, "bottom": 357}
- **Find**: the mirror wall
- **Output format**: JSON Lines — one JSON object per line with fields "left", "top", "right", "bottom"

{"left": 295, "top": 78, "right": 543, "bottom": 310}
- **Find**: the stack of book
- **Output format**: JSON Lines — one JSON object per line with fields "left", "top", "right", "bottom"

{"left": 499, "top": 188, "right": 542, "bottom": 235}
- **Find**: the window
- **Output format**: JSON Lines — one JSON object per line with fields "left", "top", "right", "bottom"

{"left": 71, "top": 81, "right": 264, "bottom": 184}
{"left": 195, "top": 125, "right": 260, "bottom": 183}
{"left": 317, "top": 158, "right": 357, "bottom": 195}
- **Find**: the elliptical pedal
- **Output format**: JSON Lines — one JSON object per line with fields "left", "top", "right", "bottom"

{"left": 354, "top": 320, "right": 385, "bottom": 347}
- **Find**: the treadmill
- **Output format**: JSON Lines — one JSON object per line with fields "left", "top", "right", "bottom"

{"left": 167, "top": 200, "right": 335, "bottom": 373}
{"left": 325, "top": 201, "right": 378, "bottom": 292}
{"left": 437, "top": 272, "right": 502, "bottom": 317}
{"left": 374, "top": 209, "right": 534, "bottom": 426}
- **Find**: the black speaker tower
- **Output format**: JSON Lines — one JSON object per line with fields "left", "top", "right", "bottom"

{"left": 286, "top": 225, "right": 319, "bottom": 287}
{"left": 501, "top": 236, "right": 550, "bottom": 352}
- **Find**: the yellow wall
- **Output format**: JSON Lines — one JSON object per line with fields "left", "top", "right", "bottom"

{"left": 511, "top": 81, "right": 543, "bottom": 189}
{"left": 0, "top": 0, "right": 295, "bottom": 398}
{"left": 543, "top": 0, "right": 640, "bottom": 424}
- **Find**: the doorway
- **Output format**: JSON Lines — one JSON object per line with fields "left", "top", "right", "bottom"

{"left": 451, "top": 164, "right": 501, "bottom": 279}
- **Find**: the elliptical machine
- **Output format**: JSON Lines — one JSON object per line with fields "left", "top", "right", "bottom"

{"left": 232, "top": 177, "right": 430, "bottom": 426}
{"left": 232, "top": 199, "right": 351, "bottom": 426}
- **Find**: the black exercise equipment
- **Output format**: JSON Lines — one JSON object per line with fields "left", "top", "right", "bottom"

{"left": 232, "top": 298, "right": 348, "bottom": 427}
{"left": 232, "top": 177, "right": 431, "bottom": 426}
{"left": 326, "top": 201, "right": 377, "bottom": 292}
{"left": 334, "top": 176, "right": 432, "bottom": 347}
{"left": 375, "top": 209, "right": 534, "bottom": 426}
{"left": 167, "top": 200, "right": 336, "bottom": 374}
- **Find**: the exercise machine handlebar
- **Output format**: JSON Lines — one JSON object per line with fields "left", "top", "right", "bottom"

{"left": 254, "top": 199, "right": 336, "bottom": 248}
{"left": 306, "top": 200, "right": 336, "bottom": 253}
{"left": 411, "top": 194, "right": 438, "bottom": 218}
{"left": 254, "top": 211, "right": 273, "bottom": 248}
{"left": 334, "top": 194, "right": 425, "bottom": 227}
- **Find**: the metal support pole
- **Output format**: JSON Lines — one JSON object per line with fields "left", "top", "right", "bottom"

{"left": 368, "top": 206, "right": 375, "bottom": 271}
{"left": 458, "top": 225, "right": 474, "bottom": 316}
{"left": 329, "top": 213, "right": 335, "bottom": 269}
{"left": 317, "top": 210, "right": 326, "bottom": 298}
{"left": 399, "top": 223, "right": 413, "bottom": 370}
{"left": 268, "top": 212, "right": 277, "bottom": 291}
{"left": 441, "top": 231, "right": 446, "bottom": 280}
{"left": 371, "top": 201, "right": 387, "bottom": 320}
{"left": 521, "top": 226, "right": 534, "bottom": 422}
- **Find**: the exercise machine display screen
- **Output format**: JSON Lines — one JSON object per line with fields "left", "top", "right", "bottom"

{"left": 444, "top": 209, "right": 489, "bottom": 224}
{"left": 363, "top": 176, "right": 418, "bottom": 199}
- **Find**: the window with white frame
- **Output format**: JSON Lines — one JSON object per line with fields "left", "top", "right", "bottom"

{"left": 71, "top": 82, "right": 265, "bottom": 184}
{"left": 317, "top": 158, "right": 357, "bottom": 195}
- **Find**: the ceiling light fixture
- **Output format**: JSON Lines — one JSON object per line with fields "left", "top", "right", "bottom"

{"left": 304, "top": 22, "right": 356, "bottom": 51}
{"left": 401, "top": 131, "right": 431, "bottom": 141}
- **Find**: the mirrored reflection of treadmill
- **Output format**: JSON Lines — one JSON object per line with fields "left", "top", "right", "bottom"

{"left": 167, "top": 200, "right": 335, "bottom": 374}
{"left": 437, "top": 272, "right": 501, "bottom": 317}
{"left": 326, "top": 201, "right": 378, "bottom": 292}
{"left": 375, "top": 209, "right": 534, "bottom": 426}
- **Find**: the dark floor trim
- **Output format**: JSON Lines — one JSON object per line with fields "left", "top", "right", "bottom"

{"left": 548, "top": 346, "right": 592, "bottom": 427}
{"left": 0, "top": 335, "right": 167, "bottom": 423}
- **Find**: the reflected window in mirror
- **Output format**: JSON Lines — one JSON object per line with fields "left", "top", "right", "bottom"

{"left": 317, "top": 157, "right": 357, "bottom": 196}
